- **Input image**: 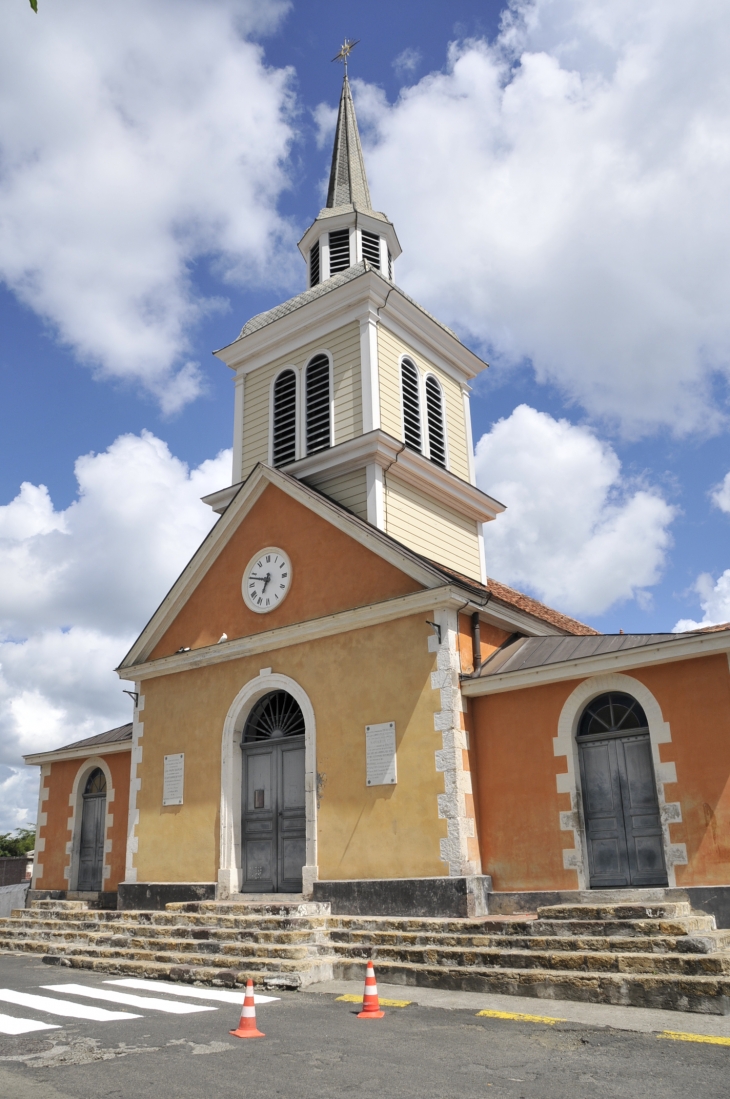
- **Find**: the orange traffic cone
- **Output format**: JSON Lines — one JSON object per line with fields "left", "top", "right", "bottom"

{"left": 230, "top": 979, "right": 265, "bottom": 1038}
{"left": 357, "top": 959, "right": 385, "bottom": 1019}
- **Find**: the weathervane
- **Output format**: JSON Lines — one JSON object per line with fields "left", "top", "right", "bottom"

{"left": 332, "top": 38, "right": 360, "bottom": 76}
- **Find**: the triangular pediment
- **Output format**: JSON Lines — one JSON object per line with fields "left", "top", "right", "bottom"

{"left": 119, "top": 465, "right": 448, "bottom": 670}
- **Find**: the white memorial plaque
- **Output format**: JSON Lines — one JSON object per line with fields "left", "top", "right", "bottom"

{"left": 366, "top": 722, "right": 397, "bottom": 786}
{"left": 163, "top": 753, "right": 184, "bottom": 806}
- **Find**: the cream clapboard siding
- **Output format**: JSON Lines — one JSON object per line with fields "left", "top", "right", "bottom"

{"left": 306, "top": 469, "right": 368, "bottom": 521}
{"left": 240, "top": 322, "right": 362, "bottom": 480}
{"left": 377, "top": 326, "right": 472, "bottom": 483}
{"left": 384, "top": 473, "right": 482, "bottom": 580}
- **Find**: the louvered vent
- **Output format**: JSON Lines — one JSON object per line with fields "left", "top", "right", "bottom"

{"left": 328, "top": 229, "right": 351, "bottom": 274}
{"left": 305, "top": 354, "right": 331, "bottom": 454}
{"left": 361, "top": 230, "right": 381, "bottom": 269}
{"left": 309, "top": 242, "right": 320, "bottom": 288}
{"left": 425, "top": 375, "right": 446, "bottom": 467}
{"left": 272, "top": 369, "right": 297, "bottom": 466}
{"left": 401, "top": 358, "right": 422, "bottom": 452}
{"left": 388, "top": 251, "right": 393, "bottom": 280}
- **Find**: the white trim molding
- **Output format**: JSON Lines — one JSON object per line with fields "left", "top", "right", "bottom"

{"left": 123, "top": 688, "right": 144, "bottom": 885}
{"left": 31, "top": 763, "right": 51, "bottom": 886}
{"left": 430, "top": 607, "right": 480, "bottom": 876}
{"left": 553, "top": 673, "right": 686, "bottom": 890}
{"left": 219, "top": 671, "right": 318, "bottom": 899}
{"left": 64, "top": 755, "right": 115, "bottom": 890}
{"left": 24, "top": 740, "right": 131, "bottom": 766}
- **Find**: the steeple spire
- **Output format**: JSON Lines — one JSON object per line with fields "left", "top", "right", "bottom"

{"left": 326, "top": 73, "right": 372, "bottom": 211}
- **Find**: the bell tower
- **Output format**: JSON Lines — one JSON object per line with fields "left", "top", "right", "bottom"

{"left": 209, "top": 58, "right": 504, "bottom": 583}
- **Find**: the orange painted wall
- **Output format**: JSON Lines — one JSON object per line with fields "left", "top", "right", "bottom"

{"left": 471, "top": 653, "right": 730, "bottom": 890}
{"left": 34, "top": 751, "right": 130, "bottom": 892}
{"left": 150, "top": 483, "right": 423, "bottom": 660}
{"left": 471, "top": 680, "right": 580, "bottom": 891}
{"left": 632, "top": 655, "right": 730, "bottom": 886}
{"left": 457, "top": 615, "right": 510, "bottom": 675}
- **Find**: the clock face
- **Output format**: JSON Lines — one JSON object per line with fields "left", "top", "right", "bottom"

{"left": 242, "top": 547, "right": 292, "bottom": 613}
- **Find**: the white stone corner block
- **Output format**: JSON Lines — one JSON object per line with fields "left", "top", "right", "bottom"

{"left": 555, "top": 772, "right": 572, "bottom": 795}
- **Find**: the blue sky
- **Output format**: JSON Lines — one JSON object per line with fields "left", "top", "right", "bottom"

{"left": 1, "top": 0, "right": 730, "bottom": 827}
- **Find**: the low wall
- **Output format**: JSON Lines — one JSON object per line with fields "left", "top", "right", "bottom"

{"left": 0, "top": 881, "right": 29, "bottom": 918}
{"left": 312, "top": 876, "right": 494, "bottom": 918}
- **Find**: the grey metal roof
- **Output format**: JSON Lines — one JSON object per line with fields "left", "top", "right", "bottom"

{"left": 236, "top": 261, "right": 459, "bottom": 343}
{"left": 327, "top": 74, "right": 372, "bottom": 210}
{"left": 473, "top": 633, "right": 695, "bottom": 678}
{"left": 238, "top": 263, "right": 373, "bottom": 338}
{"left": 55, "top": 723, "right": 133, "bottom": 753}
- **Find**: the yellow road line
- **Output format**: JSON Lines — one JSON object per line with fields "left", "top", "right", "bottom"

{"left": 659, "top": 1030, "right": 730, "bottom": 1046}
{"left": 335, "top": 994, "right": 412, "bottom": 1008}
{"left": 476, "top": 1008, "right": 565, "bottom": 1025}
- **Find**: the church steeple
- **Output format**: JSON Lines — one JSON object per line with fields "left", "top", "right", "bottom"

{"left": 326, "top": 74, "right": 372, "bottom": 211}
{"left": 297, "top": 63, "right": 401, "bottom": 288}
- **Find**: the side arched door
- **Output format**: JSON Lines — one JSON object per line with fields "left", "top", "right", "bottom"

{"left": 577, "top": 693, "right": 667, "bottom": 888}
{"left": 77, "top": 768, "right": 107, "bottom": 891}
{"left": 240, "top": 692, "right": 306, "bottom": 893}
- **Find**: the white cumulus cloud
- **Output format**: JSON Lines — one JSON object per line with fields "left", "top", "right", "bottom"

{"left": 0, "top": 0, "right": 295, "bottom": 413}
{"left": 475, "top": 405, "right": 675, "bottom": 616}
{"left": 0, "top": 432, "right": 231, "bottom": 831}
{"left": 673, "top": 469, "right": 730, "bottom": 630}
{"left": 356, "top": 0, "right": 730, "bottom": 436}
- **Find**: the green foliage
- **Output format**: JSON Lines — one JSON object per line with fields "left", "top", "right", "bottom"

{"left": 0, "top": 828, "right": 36, "bottom": 857}
{"left": 29, "top": 0, "right": 38, "bottom": 11}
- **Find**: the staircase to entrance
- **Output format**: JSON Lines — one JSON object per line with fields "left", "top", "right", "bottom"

{"left": 1, "top": 890, "right": 730, "bottom": 1015}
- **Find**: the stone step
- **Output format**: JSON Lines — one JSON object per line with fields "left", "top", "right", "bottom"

{"left": 332, "top": 959, "right": 730, "bottom": 1015}
{"left": 329, "top": 929, "right": 730, "bottom": 954}
{"left": 0, "top": 938, "right": 321, "bottom": 972}
{"left": 329, "top": 913, "right": 716, "bottom": 938}
{"left": 329, "top": 943, "right": 730, "bottom": 976}
{"left": 8, "top": 911, "right": 329, "bottom": 931}
{"left": 30, "top": 900, "right": 89, "bottom": 911}
{"left": 166, "top": 901, "right": 331, "bottom": 917}
{"left": 0, "top": 920, "right": 321, "bottom": 945}
{"left": 0, "top": 933, "right": 319, "bottom": 960}
{"left": 536, "top": 902, "right": 694, "bottom": 921}
{"left": 39, "top": 953, "right": 336, "bottom": 989}
{"left": 524, "top": 916, "right": 716, "bottom": 937}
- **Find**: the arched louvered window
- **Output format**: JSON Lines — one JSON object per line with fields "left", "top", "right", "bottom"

{"left": 309, "top": 241, "right": 320, "bottom": 288}
{"left": 328, "top": 229, "right": 351, "bottom": 274}
{"left": 243, "top": 691, "right": 305, "bottom": 743}
{"left": 425, "top": 375, "right": 447, "bottom": 468}
{"left": 272, "top": 369, "right": 297, "bottom": 467}
{"left": 361, "top": 229, "right": 381, "bottom": 269}
{"left": 305, "top": 354, "right": 331, "bottom": 454}
{"left": 400, "top": 358, "right": 422, "bottom": 453}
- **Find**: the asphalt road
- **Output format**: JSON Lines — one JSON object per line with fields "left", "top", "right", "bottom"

{"left": 0, "top": 955, "right": 727, "bottom": 1099}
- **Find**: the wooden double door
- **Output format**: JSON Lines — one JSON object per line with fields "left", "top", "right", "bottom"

{"left": 579, "top": 729, "right": 667, "bottom": 888}
{"left": 241, "top": 736, "right": 306, "bottom": 893}
{"left": 77, "top": 790, "right": 106, "bottom": 891}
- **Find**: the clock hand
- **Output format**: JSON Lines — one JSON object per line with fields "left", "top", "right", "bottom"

{"left": 261, "top": 572, "right": 272, "bottom": 593}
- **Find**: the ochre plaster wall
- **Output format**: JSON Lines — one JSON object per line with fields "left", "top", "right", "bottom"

{"left": 35, "top": 751, "right": 130, "bottom": 891}
{"left": 471, "top": 681, "right": 580, "bottom": 891}
{"left": 631, "top": 655, "right": 730, "bottom": 886}
{"left": 150, "top": 484, "right": 422, "bottom": 660}
{"left": 471, "top": 654, "right": 730, "bottom": 890}
{"left": 134, "top": 613, "right": 447, "bottom": 884}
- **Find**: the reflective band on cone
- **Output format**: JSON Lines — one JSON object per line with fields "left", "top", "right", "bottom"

{"left": 357, "top": 960, "right": 385, "bottom": 1019}
{"left": 230, "top": 979, "right": 265, "bottom": 1038}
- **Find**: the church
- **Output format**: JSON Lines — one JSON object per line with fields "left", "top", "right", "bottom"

{"left": 25, "top": 71, "right": 730, "bottom": 926}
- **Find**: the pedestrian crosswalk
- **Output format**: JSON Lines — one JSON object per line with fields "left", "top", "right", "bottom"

{"left": 0, "top": 978, "right": 280, "bottom": 1035}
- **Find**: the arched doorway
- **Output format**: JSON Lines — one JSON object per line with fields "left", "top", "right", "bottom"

{"left": 77, "top": 768, "right": 107, "bottom": 891}
{"left": 240, "top": 691, "right": 306, "bottom": 893}
{"left": 577, "top": 692, "right": 667, "bottom": 888}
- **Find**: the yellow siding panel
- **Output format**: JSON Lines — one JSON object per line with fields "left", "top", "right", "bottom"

{"left": 385, "top": 473, "right": 481, "bottom": 580}
{"left": 376, "top": 326, "right": 472, "bottom": 483}
{"left": 241, "top": 322, "right": 362, "bottom": 479}
{"left": 306, "top": 469, "right": 368, "bottom": 521}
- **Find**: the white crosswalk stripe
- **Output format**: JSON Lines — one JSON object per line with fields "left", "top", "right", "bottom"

{"left": 42, "top": 984, "right": 217, "bottom": 1015}
{"left": 0, "top": 988, "right": 140, "bottom": 1022}
{"left": 106, "top": 978, "right": 280, "bottom": 1006}
{"left": 0, "top": 1012, "right": 61, "bottom": 1035}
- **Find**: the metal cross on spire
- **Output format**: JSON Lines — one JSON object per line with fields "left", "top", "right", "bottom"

{"left": 332, "top": 38, "right": 360, "bottom": 76}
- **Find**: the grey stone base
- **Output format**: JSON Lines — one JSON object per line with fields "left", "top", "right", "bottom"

{"left": 312, "top": 876, "right": 494, "bottom": 918}
{"left": 27, "top": 889, "right": 117, "bottom": 910}
{"left": 486, "top": 886, "right": 730, "bottom": 929}
{"left": 117, "top": 882, "right": 216, "bottom": 911}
